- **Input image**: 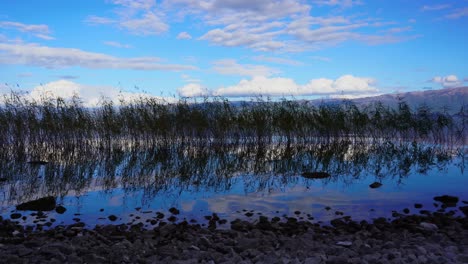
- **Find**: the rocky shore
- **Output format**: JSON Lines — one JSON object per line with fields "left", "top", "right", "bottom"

{"left": 1, "top": 208, "right": 468, "bottom": 264}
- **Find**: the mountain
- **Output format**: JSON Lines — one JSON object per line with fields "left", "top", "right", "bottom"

{"left": 314, "top": 86, "right": 467, "bottom": 114}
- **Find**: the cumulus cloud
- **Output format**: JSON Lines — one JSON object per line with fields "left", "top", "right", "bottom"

{"left": 176, "top": 32, "right": 192, "bottom": 39}
{"left": 0, "top": 21, "right": 54, "bottom": 40}
{"left": 86, "top": 0, "right": 168, "bottom": 35}
{"left": 212, "top": 59, "right": 279, "bottom": 77}
{"left": 178, "top": 75, "right": 378, "bottom": 98}
{"left": 27, "top": 80, "right": 174, "bottom": 106}
{"left": 213, "top": 76, "right": 298, "bottom": 97}
{"left": 178, "top": 83, "right": 209, "bottom": 97}
{"left": 0, "top": 42, "right": 196, "bottom": 71}
{"left": 431, "top": 75, "right": 463, "bottom": 88}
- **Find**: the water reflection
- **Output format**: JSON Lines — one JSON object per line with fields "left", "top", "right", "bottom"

{"left": 0, "top": 140, "right": 465, "bottom": 207}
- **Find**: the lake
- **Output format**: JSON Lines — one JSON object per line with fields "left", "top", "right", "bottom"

{"left": 0, "top": 140, "right": 466, "bottom": 229}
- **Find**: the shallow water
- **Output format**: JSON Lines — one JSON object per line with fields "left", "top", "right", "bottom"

{"left": 0, "top": 141, "right": 466, "bottom": 229}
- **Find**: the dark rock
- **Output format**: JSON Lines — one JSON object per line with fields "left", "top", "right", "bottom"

{"left": 55, "top": 206, "right": 66, "bottom": 214}
{"left": 168, "top": 207, "right": 180, "bottom": 215}
{"left": 414, "top": 203, "right": 423, "bottom": 209}
{"left": 245, "top": 212, "right": 254, "bottom": 217}
{"left": 108, "top": 215, "right": 118, "bottom": 221}
{"left": 434, "top": 195, "right": 459, "bottom": 206}
{"left": 403, "top": 208, "right": 410, "bottom": 214}
{"left": 0, "top": 178, "right": 7, "bottom": 182}
{"left": 156, "top": 212, "right": 165, "bottom": 219}
{"left": 16, "top": 197, "right": 56, "bottom": 211}
{"left": 301, "top": 172, "right": 330, "bottom": 179}
{"left": 459, "top": 206, "right": 468, "bottom": 216}
{"left": 10, "top": 213, "right": 22, "bottom": 219}
{"left": 168, "top": 216, "right": 177, "bottom": 222}
{"left": 369, "top": 182, "right": 383, "bottom": 189}
{"left": 331, "top": 218, "right": 346, "bottom": 227}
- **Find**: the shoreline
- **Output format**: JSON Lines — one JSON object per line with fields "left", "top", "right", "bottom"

{"left": 1, "top": 210, "right": 468, "bottom": 263}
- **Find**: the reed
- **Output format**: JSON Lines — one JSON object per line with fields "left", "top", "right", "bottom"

{"left": 0, "top": 92, "right": 465, "bottom": 150}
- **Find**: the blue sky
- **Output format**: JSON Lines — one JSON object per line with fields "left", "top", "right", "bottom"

{"left": 0, "top": 0, "right": 467, "bottom": 104}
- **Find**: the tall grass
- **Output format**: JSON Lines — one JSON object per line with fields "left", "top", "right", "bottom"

{"left": 0, "top": 92, "right": 466, "bottom": 150}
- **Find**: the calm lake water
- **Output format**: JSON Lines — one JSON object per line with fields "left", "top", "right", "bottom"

{"left": 1, "top": 141, "right": 466, "bottom": 229}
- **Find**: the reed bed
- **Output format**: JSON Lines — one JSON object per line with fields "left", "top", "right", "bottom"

{"left": 0, "top": 92, "right": 466, "bottom": 150}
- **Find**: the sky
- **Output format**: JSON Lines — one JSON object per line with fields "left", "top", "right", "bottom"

{"left": 0, "top": 0, "right": 467, "bottom": 105}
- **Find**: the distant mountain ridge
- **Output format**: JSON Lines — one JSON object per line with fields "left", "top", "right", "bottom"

{"left": 313, "top": 86, "right": 467, "bottom": 114}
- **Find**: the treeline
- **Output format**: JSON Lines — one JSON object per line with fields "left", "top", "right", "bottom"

{"left": 0, "top": 93, "right": 466, "bottom": 148}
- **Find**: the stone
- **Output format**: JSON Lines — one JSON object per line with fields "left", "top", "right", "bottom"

{"left": 459, "top": 206, "right": 468, "bottom": 216}
{"left": 10, "top": 213, "right": 22, "bottom": 219}
{"left": 168, "top": 207, "right": 180, "bottom": 215}
{"left": 433, "top": 195, "right": 459, "bottom": 206}
{"left": 414, "top": 203, "right": 423, "bottom": 209}
{"left": 420, "top": 222, "right": 438, "bottom": 231}
{"left": 16, "top": 197, "right": 56, "bottom": 211}
{"left": 55, "top": 206, "right": 66, "bottom": 214}
{"left": 108, "top": 215, "right": 118, "bottom": 221}
{"left": 336, "top": 241, "right": 352, "bottom": 247}
{"left": 369, "top": 182, "right": 383, "bottom": 189}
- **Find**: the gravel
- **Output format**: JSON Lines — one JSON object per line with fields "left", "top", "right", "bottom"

{"left": 0, "top": 211, "right": 468, "bottom": 263}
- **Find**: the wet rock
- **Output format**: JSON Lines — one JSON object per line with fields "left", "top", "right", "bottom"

{"left": 336, "top": 241, "right": 352, "bottom": 247}
{"left": 403, "top": 208, "right": 410, "bottom": 214}
{"left": 434, "top": 195, "right": 459, "bottom": 206}
{"left": 420, "top": 222, "right": 438, "bottom": 231}
{"left": 10, "top": 213, "right": 22, "bottom": 219}
{"left": 55, "top": 206, "right": 66, "bottom": 214}
{"left": 16, "top": 197, "right": 56, "bottom": 211}
{"left": 414, "top": 203, "right": 423, "bottom": 209}
{"left": 301, "top": 172, "right": 330, "bottom": 179}
{"left": 459, "top": 206, "right": 468, "bottom": 216}
{"left": 369, "top": 182, "right": 383, "bottom": 189}
{"left": 168, "top": 207, "right": 180, "bottom": 215}
{"left": 108, "top": 215, "right": 118, "bottom": 221}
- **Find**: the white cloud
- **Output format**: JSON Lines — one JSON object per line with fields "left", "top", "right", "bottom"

{"left": 27, "top": 80, "right": 174, "bottom": 106}
{"left": 445, "top": 8, "right": 468, "bottom": 19}
{"left": 103, "top": 41, "right": 132, "bottom": 48}
{"left": 385, "top": 26, "right": 412, "bottom": 34}
{"left": 252, "top": 55, "right": 303, "bottom": 66}
{"left": 213, "top": 76, "right": 298, "bottom": 97}
{"left": 169, "top": 0, "right": 408, "bottom": 51}
{"left": 421, "top": 4, "right": 451, "bottom": 12}
{"left": 310, "top": 56, "right": 331, "bottom": 62}
{"left": 86, "top": 0, "right": 168, "bottom": 35}
{"left": 176, "top": 32, "right": 192, "bottom": 39}
{"left": 0, "top": 21, "right": 54, "bottom": 40}
{"left": 205, "top": 75, "right": 378, "bottom": 97}
{"left": 0, "top": 42, "right": 196, "bottom": 71}
{"left": 431, "top": 75, "right": 462, "bottom": 88}
{"left": 178, "top": 83, "right": 209, "bottom": 97}
{"left": 212, "top": 59, "right": 279, "bottom": 77}
{"left": 312, "top": 0, "right": 363, "bottom": 8}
